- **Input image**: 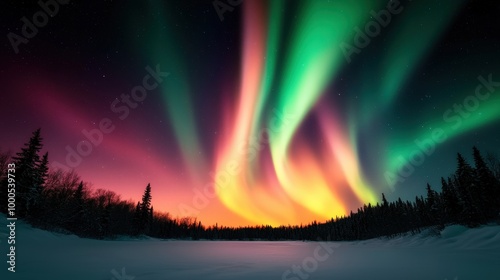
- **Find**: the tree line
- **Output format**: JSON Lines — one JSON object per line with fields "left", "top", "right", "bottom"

{"left": 1, "top": 129, "right": 499, "bottom": 240}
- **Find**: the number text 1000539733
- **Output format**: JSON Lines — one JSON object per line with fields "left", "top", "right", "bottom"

{"left": 6, "top": 163, "right": 17, "bottom": 273}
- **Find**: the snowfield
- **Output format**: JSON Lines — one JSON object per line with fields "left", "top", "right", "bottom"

{"left": 1, "top": 216, "right": 499, "bottom": 280}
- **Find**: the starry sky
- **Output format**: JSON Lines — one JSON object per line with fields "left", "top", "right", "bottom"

{"left": 1, "top": 0, "right": 500, "bottom": 227}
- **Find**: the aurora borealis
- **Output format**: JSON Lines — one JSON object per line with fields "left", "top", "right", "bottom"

{"left": 1, "top": 0, "right": 500, "bottom": 227}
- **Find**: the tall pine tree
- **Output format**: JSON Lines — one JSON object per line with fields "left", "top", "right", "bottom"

{"left": 12, "top": 129, "right": 45, "bottom": 218}
{"left": 472, "top": 147, "right": 500, "bottom": 218}
{"left": 137, "top": 183, "right": 152, "bottom": 234}
{"left": 455, "top": 153, "right": 482, "bottom": 226}
{"left": 425, "top": 183, "right": 439, "bottom": 224}
{"left": 441, "top": 177, "right": 460, "bottom": 223}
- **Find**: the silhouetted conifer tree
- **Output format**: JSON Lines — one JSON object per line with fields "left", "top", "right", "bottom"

{"left": 441, "top": 177, "right": 460, "bottom": 223}
{"left": 455, "top": 153, "right": 482, "bottom": 226}
{"left": 137, "top": 184, "right": 152, "bottom": 234}
{"left": 11, "top": 129, "right": 44, "bottom": 218}
{"left": 473, "top": 147, "right": 500, "bottom": 218}
{"left": 425, "top": 183, "right": 439, "bottom": 224}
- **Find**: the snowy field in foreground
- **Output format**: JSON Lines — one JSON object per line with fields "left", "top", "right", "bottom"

{"left": 1, "top": 216, "right": 499, "bottom": 280}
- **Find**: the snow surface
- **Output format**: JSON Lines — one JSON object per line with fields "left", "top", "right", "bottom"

{"left": 1, "top": 216, "right": 499, "bottom": 280}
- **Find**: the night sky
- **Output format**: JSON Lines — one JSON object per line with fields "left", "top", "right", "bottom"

{"left": 1, "top": 0, "right": 500, "bottom": 227}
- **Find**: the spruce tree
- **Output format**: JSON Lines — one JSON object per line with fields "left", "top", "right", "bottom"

{"left": 425, "top": 184, "right": 438, "bottom": 224}
{"left": 441, "top": 177, "right": 460, "bottom": 223}
{"left": 473, "top": 147, "right": 500, "bottom": 218}
{"left": 12, "top": 129, "right": 44, "bottom": 218}
{"left": 138, "top": 183, "right": 152, "bottom": 233}
{"left": 455, "top": 153, "right": 482, "bottom": 226}
{"left": 381, "top": 193, "right": 388, "bottom": 207}
{"left": 486, "top": 153, "right": 500, "bottom": 181}
{"left": 141, "top": 183, "right": 152, "bottom": 216}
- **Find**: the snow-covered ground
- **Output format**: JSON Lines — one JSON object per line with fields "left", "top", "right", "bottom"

{"left": 1, "top": 216, "right": 499, "bottom": 280}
